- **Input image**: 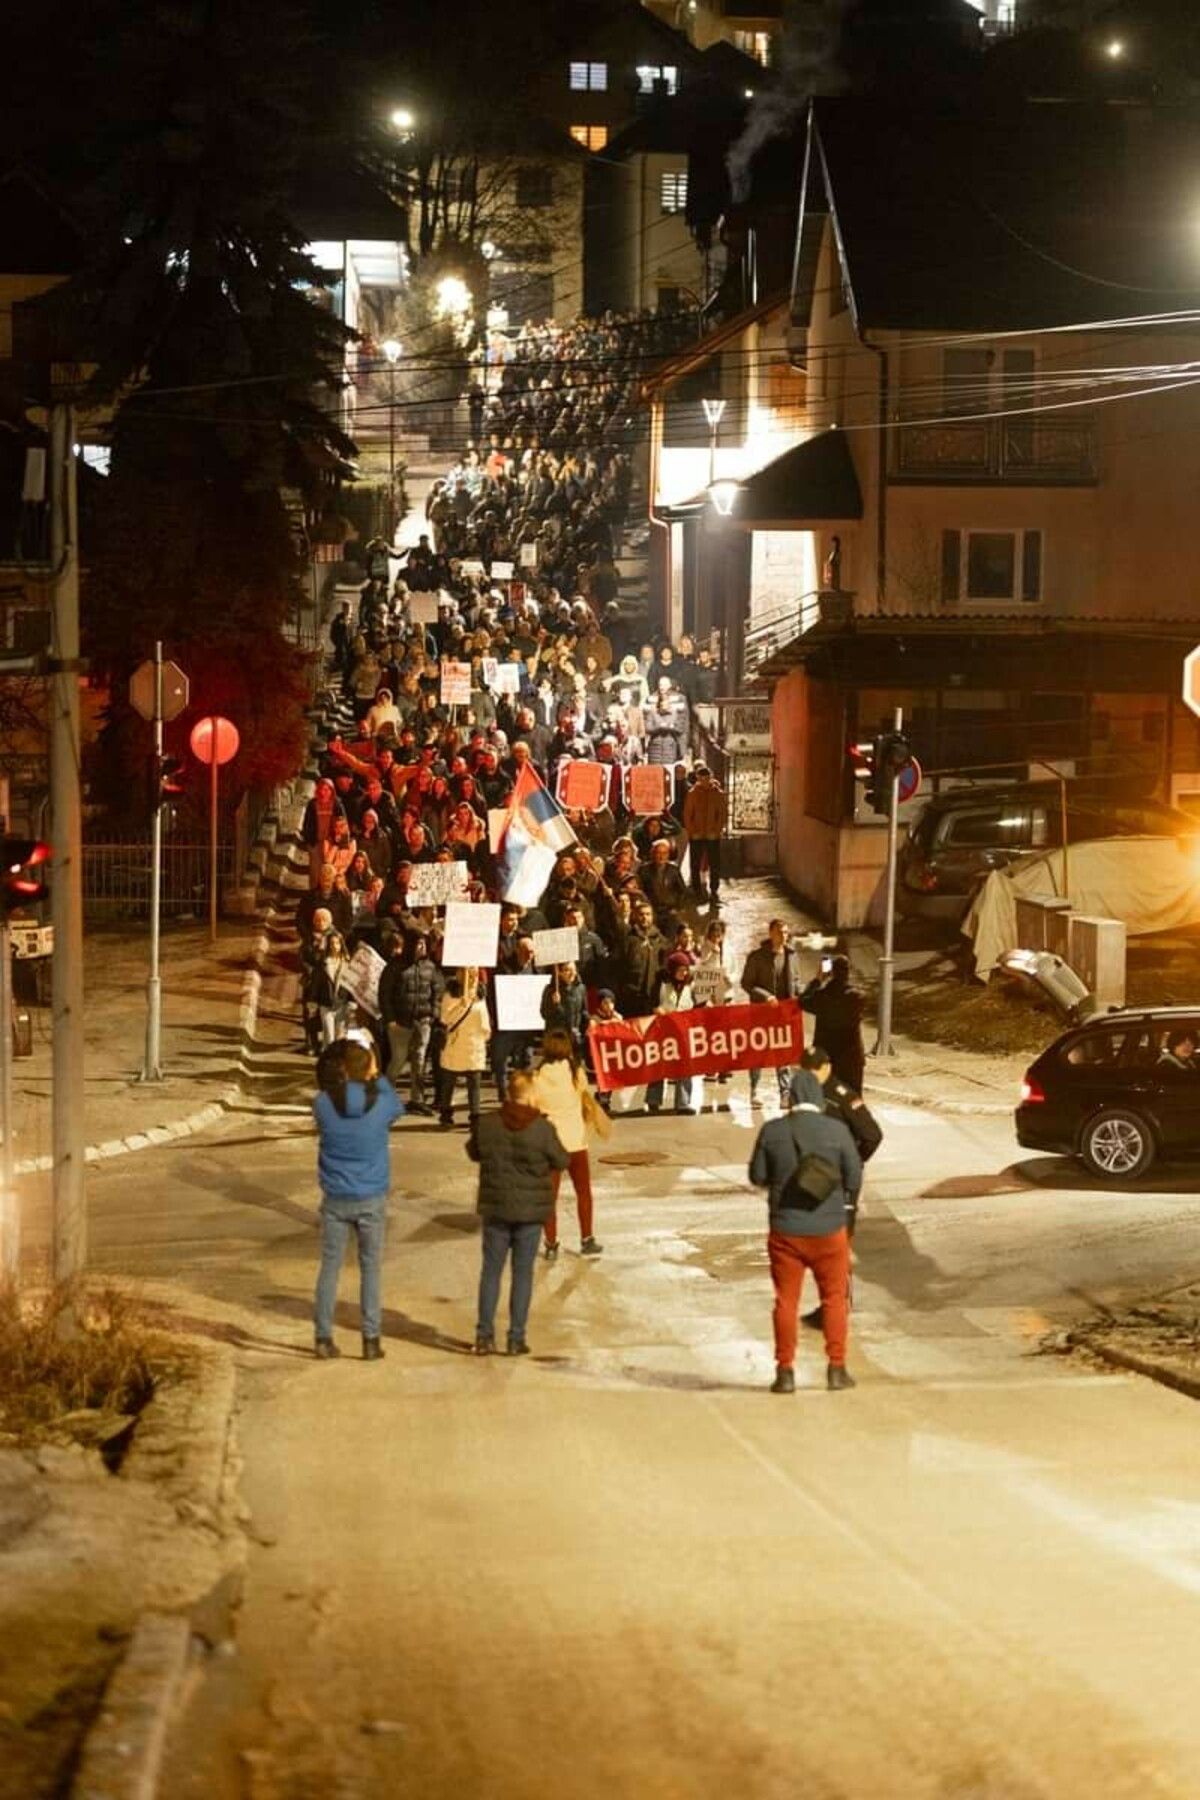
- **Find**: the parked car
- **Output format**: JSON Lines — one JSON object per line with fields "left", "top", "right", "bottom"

{"left": 898, "top": 783, "right": 1199, "bottom": 923}
{"left": 1015, "top": 1008, "right": 1200, "bottom": 1179}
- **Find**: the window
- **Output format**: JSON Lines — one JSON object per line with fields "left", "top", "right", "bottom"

{"left": 636, "top": 64, "right": 678, "bottom": 94}
{"left": 515, "top": 167, "right": 553, "bottom": 209}
{"left": 940, "top": 529, "right": 1043, "bottom": 604}
{"left": 940, "top": 807, "right": 1029, "bottom": 850}
{"left": 732, "top": 29, "right": 772, "bottom": 66}
{"left": 569, "top": 61, "right": 607, "bottom": 90}
{"left": 660, "top": 170, "right": 687, "bottom": 214}
{"left": 943, "top": 345, "right": 1036, "bottom": 411}
{"left": 569, "top": 124, "right": 609, "bottom": 152}
{"left": 1064, "top": 1029, "right": 1135, "bottom": 1069}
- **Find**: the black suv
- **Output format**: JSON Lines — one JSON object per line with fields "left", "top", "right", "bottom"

{"left": 1016, "top": 1010, "right": 1200, "bottom": 1179}
{"left": 898, "top": 784, "right": 1198, "bottom": 923}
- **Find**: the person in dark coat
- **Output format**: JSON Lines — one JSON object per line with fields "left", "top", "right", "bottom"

{"left": 467, "top": 1071, "right": 569, "bottom": 1355}
{"left": 749, "top": 1069, "right": 862, "bottom": 1394}
{"left": 741, "top": 919, "right": 803, "bottom": 1107}
{"left": 790, "top": 1043, "right": 882, "bottom": 1333}
{"left": 801, "top": 955, "right": 867, "bottom": 1093}
{"left": 540, "top": 961, "right": 588, "bottom": 1056}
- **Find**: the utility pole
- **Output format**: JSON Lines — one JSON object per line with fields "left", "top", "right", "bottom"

{"left": 0, "top": 909, "right": 14, "bottom": 1279}
{"left": 48, "top": 401, "right": 86, "bottom": 1282}
{"left": 874, "top": 704, "right": 903, "bottom": 1059}
{"left": 141, "top": 641, "right": 164, "bottom": 1080}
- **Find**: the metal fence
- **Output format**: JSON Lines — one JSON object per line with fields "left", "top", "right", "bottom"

{"left": 82, "top": 841, "right": 235, "bottom": 921}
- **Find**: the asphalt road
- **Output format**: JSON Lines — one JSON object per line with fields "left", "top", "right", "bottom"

{"left": 63, "top": 1086, "right": 1200, "bottom": 1799}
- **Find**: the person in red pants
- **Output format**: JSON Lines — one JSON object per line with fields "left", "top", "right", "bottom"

{"left": 531, "top": 1028, "right": 604, "bottom": 1259}
{"left": 748, "top": 1068, "right": 862, "bottom": 1392}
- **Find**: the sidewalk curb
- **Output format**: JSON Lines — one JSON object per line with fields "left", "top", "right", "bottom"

{"left": 69, "top": 1339, "right": 243, "bottom": 1800}
{"left": 865, "top": 1079, "right": 1013, "bottom": 1119}
{"left": 69, "top": 1612, "right": 192, "bottom": 1800}
{"left": 1074, "top": 1338, "right": 1200, "bottom": 1404}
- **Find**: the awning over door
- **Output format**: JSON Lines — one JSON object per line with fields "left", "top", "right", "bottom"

{"left": 729, "top": 430, "right": 862, "bottom": 529}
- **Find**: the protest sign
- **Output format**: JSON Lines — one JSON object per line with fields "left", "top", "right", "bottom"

{"left": 520, "top": 541, "right": 538, "bottom": 568}
{"left": 407, "top": 861, "right": 469, "bottom": 907}
{"left": 587, "top": 1000, "right": 803, "bottom": 1093}
{"left": 490, "top": 559, "right": 514, "bottom": 580}
{"left": 690, "top": 962, "right": 730, "bottom": 1007}
{"left": 509, "top": 580, "right": 526, "bottom": 607}
{"left": 408, "top": 593, "right": 439, "bottom": 624}
{"left": 490, "top": 660, "right": 522, "bottom": 695}
{"left": 461, "top": 558, "right": 486, "bottom": 578}
{"left": 558, "top": 760, "right": 607, "bottom": 811}
{"left": 442, "top": 901, "right": 501, "bottom": 968}
{"left": 336, "top": 943, "right": 387, "bottom": 1019}
{"left": 495, "top": 973, "right": 552, "bottom": 1032}
{"left": 532, "top": 927, "right": 580, "bottom": 969}
{"left": 627, "top": 763, "right": 669, "bottom": 815}
{"left": 439, "top": 660, "right": 472, "bottom": 707}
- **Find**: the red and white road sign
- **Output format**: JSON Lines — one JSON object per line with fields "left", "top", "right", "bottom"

{"left": 897, "top": 755, "right": 923, "bottom": 803}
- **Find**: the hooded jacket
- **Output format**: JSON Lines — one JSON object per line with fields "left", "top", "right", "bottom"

{"left": 468, "top": 1101, "right": 570, "bottom": 1221}
{"left": 748, "top": 1071, "right": 861, "bottom": 1237}
{"left": 313, "top": 1077, "right": 405, "bottom": 1199}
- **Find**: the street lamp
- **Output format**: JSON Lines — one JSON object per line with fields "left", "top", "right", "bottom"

{"left": 1104, "top": 38, "right": 1125, "bottom": 60}
{"left": 382, "top": 338, "right": 402, "bottom": 543}
{"left": 390, "top": 107, "right": 416, "bottom": 134}
{"left": 708, "top": 478, "right": 739, "bottom": 517}
{"left": 702, "top": 396, "right": 726, "bottom": 487}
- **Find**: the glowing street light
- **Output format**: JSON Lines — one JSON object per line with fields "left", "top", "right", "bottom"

{"left": 702, "top": 396, "right": 727, "bottom": 486}
{"left": 1104, "top": 39, "right": 1125, "bottom": 60}
{"left": 390, "top": 107, "right": 416, "bottom": 132}
{"left": 708, "top": 478, "right": 740, "bottom": 517}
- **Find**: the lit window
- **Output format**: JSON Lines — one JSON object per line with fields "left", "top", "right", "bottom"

{"left": 732, "top": 29, "right": 772, "bottom": 66}
{"left": 660, "top": 171, "right": 688, "bottom": 214}
{"left": 940, "top": 529, "right": 1043, "bottom": 604}
{"left": 637, "top": 64, "right": 678, "bottom": 94}
{"left": 569, "top": 61, "right": 607, "bottom": 91}
{"left": 570, "top": 124, "right": 609, "bottom": 152}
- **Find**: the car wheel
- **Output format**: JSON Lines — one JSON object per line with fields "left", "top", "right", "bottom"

{"left": 1079, "top": 1107, "right": 1156, "bottom": 1180}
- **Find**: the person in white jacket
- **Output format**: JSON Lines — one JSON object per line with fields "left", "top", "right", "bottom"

{"left": 531, "top": 1029, "right": 602, "bottom": 1261}
{"left": 647, "top": 952, "right": 699, "bottom": 1115}
{"left": 437, "top": 968, "right": 491, "bottom": 1129}
{"left": 363, "top": 688, "right": 403, "bottom": 741}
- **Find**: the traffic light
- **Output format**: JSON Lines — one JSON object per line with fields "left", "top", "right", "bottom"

{"left": 153, "top": 753, "right": 186, "bottom": 812}
{"left": 1, "top": 837, "right": 51, "bottom": 913}
{"left": 865, "top": 729, "right": 911, "bottom": 815}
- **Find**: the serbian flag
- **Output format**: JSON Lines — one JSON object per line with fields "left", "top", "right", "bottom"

{"left": 496, "top": 762, "right": 577, "bottom": 907}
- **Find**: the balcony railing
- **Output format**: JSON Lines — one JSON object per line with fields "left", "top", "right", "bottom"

{"left": 893, "top": 417, "right": 1097, "bottom": 484}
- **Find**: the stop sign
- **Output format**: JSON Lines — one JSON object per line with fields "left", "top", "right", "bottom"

{"left": 1184, "top": 646, "right": 1200, "bottom": 719}
{"left": 129, "top": 658, "right": 189, "bottom": 723}
{"left": 189, "top": 715, "right": 240, "bottom": 766}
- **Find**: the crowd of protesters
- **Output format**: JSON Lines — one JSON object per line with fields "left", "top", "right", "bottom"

{"left": 301, "top": 310, "right": 873, "bottom": 1382}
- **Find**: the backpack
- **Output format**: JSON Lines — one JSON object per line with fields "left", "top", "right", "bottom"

{"left": 778, "top": 1116, "right": 841, "bottom": 1213}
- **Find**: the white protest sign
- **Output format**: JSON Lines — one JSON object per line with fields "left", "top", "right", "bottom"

{"left": 488, "top": 807, "right": 509, "bottom": 853}
{"left": 532, "top": 927, "right": 580, "bottom": 969}
{"left": 495, "top": 972, "right": 552, "bottom": 1031}
{"left": 406, "top": 861, "right": 469, "bottom": 907}
{"left": 461, "top": 558, "right": 486, "bottom": 578}
{"left": 408, "top": 593, "right": 439, "bottom": 624}
{"left": 490, "top": 660, "right": 522, "bottom": 695}
{"left": 482, "top": 656, "right": 499, "bottom": 688}
{"left": 691, "top": 962, "right": 729, "bottom": 1007}
{"left": 336, "top": 943, "right": 387, "bottom": 1018}
{"left": 442, "top": 901, "right": 501, "bottom": 968}
{"left": 439, "top": 660, "right": 472, "bottom": 707}
{"left": 520, "top": 541, "right": 538, "bottom": 568}
{"left": 491, "top": 560, "right": 515, "bottom": 580}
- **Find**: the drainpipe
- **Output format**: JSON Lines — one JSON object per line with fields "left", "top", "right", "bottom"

{"left": 863, "top": 333, "right": 889, "bottom": 606}
{"left": 647, "top": 393, "right": 671, "bottom": 637}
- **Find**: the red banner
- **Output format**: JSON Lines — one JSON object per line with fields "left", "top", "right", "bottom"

{"left": 587, "top": 1000, "right": 803, "bottom": 1092}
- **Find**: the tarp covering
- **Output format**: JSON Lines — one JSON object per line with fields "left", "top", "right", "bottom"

{"left": 965, "top": 836, "right": 1200, "bottom": 979}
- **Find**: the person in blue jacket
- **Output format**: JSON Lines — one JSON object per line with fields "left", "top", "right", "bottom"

{"left": 312, "top": 1039, "right": 405, "bottom": 1360}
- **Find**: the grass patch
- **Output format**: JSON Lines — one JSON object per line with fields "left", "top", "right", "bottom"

{"left": 0, "top": 1283, "right": 157, "bottom": 1448}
